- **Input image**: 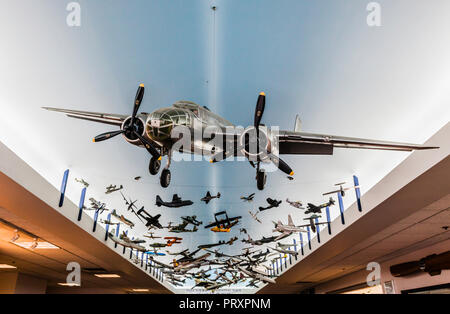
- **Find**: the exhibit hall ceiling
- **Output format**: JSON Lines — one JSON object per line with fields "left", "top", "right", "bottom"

{"left": 0, "top": 1, "right": 449, "bottom": 291}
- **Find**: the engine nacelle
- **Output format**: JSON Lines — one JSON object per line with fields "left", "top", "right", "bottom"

{"left": 121, "top": 116, "right": 146, "bottom": 144}
{"left": 239, "top": 126, "right": 272, "bottom": 162}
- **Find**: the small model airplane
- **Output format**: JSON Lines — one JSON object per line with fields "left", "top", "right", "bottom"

{"left": 111, "top": 210, "right": 135, "bottom": 228}
{"left": 105, "top": 184, "right": 123, "bottom": 194}
{"left": 240, "top": 193, "right": 255, "bottom": 202}
{"left": 134, "top": 176, "right": 142, "bottom": 181}
{"left": 323, "top": 182, "right": 359, "bottom": 197}
{"left": 83, "top": 198, "right": 109, "bottom": 214}
{"left": 108, "top": 231, "right": 146, "bottom": 252}
{"left": 181, "top": 215, "right": 202, "bottom": 226}
{"left": 197, "top": 240, "right": 226, "bottom": 249}
{"left": 164, "top": 237, "right": 182, "bottom": 247}
{"left": 302, "top": 214, "right": 328, "bottom": 233}
{"left": 267, "top": 245, "right": 299, "bottom": 256}
{"left": 305, "top": 197, "right": 335, "bottom": 214}
{"left": 272, "top": 214, "right": 308, "bottom": 240}
{"left": 144, "top": 232, "right": 161, "bottom": 239}
{"left": 75, "top": 178, "right": 89, "bottom": 188}
{"left": 259, "top": 198, "right": 282, "bottom": 211}
{"left": 249, "top": 210, "right": 262, "bottom": 224}
{"left": 237, "top": 265, "right": 276, "bottom": 284}
{"left": 155, "top": 194, "right": 193, "bottom": 208}
{"left": 99, "top": 219, "right": 119, "bottom": 226}
{"left": 204, "top": 211, "right": 242, "bottom": 232}
{"left": 201, "top": 191, "right": 221, "bottom": 204}
{"left": 168, "top": 221, "right": 198, "bottom": 233}
{"left": 286, "top": 198, "right": 304, "bottom": 209}
{"left": 137, "top": 208, "right": 163, "bottom": 229}
{"left": 242, "top": 234, "right": 283, "bottom": 246}
{"left": 226, "top": 236, "right": 239, "bottom": 245}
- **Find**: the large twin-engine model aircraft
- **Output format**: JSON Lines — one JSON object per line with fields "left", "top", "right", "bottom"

{"left": 44, "top": 84, "right": 438, "bottom": 190}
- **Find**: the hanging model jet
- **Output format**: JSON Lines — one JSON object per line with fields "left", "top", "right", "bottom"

{"left": 200, "top": 191, "right": 221, "bottom": 204}
{"left": 105, "top": 184, "right": 123, "bottom": 194}
{"left": 108, "top": 231, "right": 146, "bottom": 252}
{"left": 267, "top": 245, "right": 299, "bottom": 257}
{"left": 323, "top": 182, "right": 359, "bottom": 197}
{"left": 240, "top": 193, "right": 255, "bottom": 202}
{"left": 305, "top": 197, "right": 335, "bottom": 214}
{"left": 137, "top": 208, "right": 163, "bottom": 229}
{"left": 242, "top": 234, "right": 286, "bottom": 246}
{"left": 43, "top": 85, "right": 437, "bottom": 190}
{"left": 111, "top": 210, "right": 135, "bottom": 228}
{"left": 272, "top": 214, "right": 307, "bottom": 240}
{"left": 198, "top": 240, "right": 226, "bottom": 249}
{"left": 286, "top": 198, "right": 304, "bottom": 209}
{"left": 155, "top": 194, "right": 193, "bottom": 208}
{"left": 259, "top": 198, "right": 282, "bottom": 211}
{"left": 75, "top": 178, "right": 89, "bottom": 188}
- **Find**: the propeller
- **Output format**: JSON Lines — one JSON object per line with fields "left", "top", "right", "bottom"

{"left": 209, "top": 91, "right": 294, "bottom": 176}
{"left": 92, "top": 84, "right": 161, "bottom": 160}
{"left": 253, "top": 92, "right": 294, "bottom": 176}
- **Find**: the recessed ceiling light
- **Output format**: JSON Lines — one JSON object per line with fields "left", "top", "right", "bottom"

{"left": 57, "top": 283, "right": 80, "bottom": 287}
{"left": 12, "top": 241, "right": 59, "bottom": 249}
{"left": 131, "top": 289, "right": 149, "bottom": 292}
{"left": 94, "top": 274, "right": 121, "bottom": 278}
{"left": 0, "top": 264, "right": 17, "bottom": 269}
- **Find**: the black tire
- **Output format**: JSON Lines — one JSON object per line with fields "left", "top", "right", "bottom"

{"left": 160, "top": 169, "right": 171, "bottom": 188}
{"left": 149, "top": 157, "right": 161, "bottom": 175}
{"left": 256, "top": 170, "right": 266, "bottom": 190}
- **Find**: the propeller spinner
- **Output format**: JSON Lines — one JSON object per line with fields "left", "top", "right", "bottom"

{"left": 92, "top": 84, "right": 161, "bottom": 161}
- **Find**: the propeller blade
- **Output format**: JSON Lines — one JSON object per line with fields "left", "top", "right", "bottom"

{"left": 254, "top": 92, "right": 266, "bottom": 128}
{"left": 93, "top": 130, "right": 124, "bottom": 142}
{"left": 268, "top": 153, "right": 294, "bottom": 176}
{"left": 131, "top": 84, "right": 145, "bottom": 122}
{"left": 133, "top": 131, "right": 161, "bottom": 160}
{"left": 209, "top": 150, "right": 229, "bottom": 163}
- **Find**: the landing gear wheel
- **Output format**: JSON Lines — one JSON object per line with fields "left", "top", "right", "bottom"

{"left": 160, "top": 169, "right": 171, "bottom": 188}
{"left": 149, "top": 157, "right": 161, "bottom": 175}
{"left": 256, "top": 169, "right": 266, "bottom": 190}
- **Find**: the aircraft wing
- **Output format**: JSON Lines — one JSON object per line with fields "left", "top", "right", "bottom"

{"left": 43, "top": 107, "right": 127, "bottom": 126}
{"left": 277, "top": 130, "right": 438, "bottom": 154}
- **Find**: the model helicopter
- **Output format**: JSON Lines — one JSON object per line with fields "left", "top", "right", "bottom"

{"left": 44, "top": 84, "right": 437, "bottom": 190}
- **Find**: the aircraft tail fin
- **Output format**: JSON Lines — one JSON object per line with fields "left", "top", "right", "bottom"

{"left": 288, "top": 215, "right": 294, "bottom": 226}
{"left": 217, "top": 192, "right": 221, "bottom": 198}
{"left": 155, "top": 195, "right": 163, "bottom": 207}
{"left": 294, "top": 114, "right": 302, "bottom": 132}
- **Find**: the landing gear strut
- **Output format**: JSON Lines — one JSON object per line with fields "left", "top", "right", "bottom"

{"left": 160, "top": 150, "right": 172, "bottom": 188}
{"left": 149, "top": 156, "right": 161, "bottom": 175}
